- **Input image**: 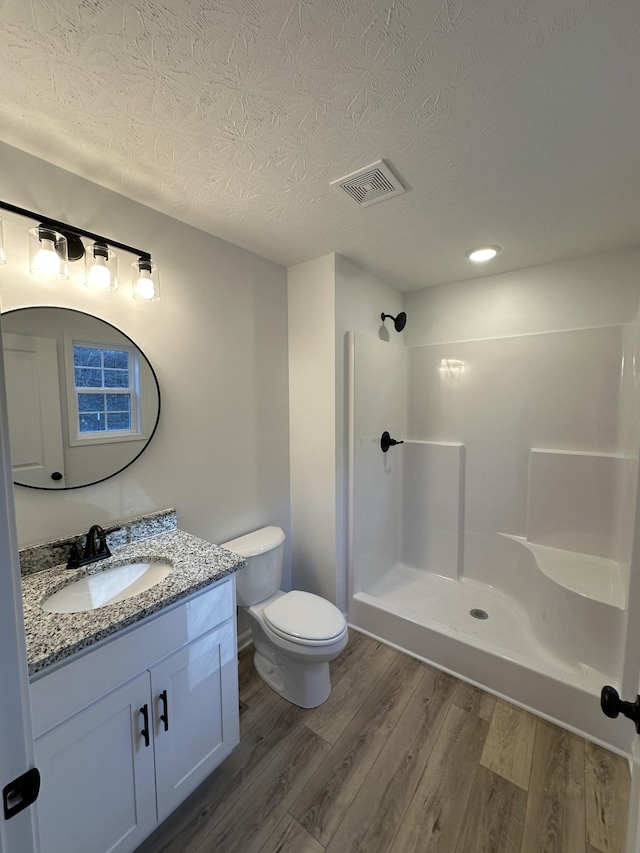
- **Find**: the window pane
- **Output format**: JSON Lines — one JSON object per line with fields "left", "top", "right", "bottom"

{"left": 75, "top": 367, "right": 103, "bottom": 388}
{"left": 103, "top": 369, "right": 129, "bottom": 388}
{"left": 79, "top": 413, "right": 105, "bottom": 432}
{"left": 102, "top": 350, "right": 129, "bottom": 369}
{"left": 74, "top": 347, "right": 103, "bottom": 368}
{"left": 106, "top": 394, "right": 131, "bottom": 413}
{"left": 77, "top": 393, "right": 106, "bottom": 413}
{"left": 107, "top": 412, "right": 131, "bottom": 431}
{"left": 72, "top": 341, "right": 138, "bottom": 441}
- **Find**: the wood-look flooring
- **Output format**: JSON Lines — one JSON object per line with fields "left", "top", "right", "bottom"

{"left": 136, "top": 630, "right": 631, "bottom": 853}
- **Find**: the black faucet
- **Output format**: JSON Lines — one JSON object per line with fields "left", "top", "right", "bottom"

{"left": 66, "top": 524, "right": 112, "bottom": 569}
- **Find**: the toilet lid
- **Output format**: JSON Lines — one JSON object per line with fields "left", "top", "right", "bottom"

{"left": 263, "top": 591, "right": 346, "bottom": 643}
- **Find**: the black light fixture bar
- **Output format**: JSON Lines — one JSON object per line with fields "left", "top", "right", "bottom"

{"left": 0, "top": 199, "right": 151, "bottom": 260}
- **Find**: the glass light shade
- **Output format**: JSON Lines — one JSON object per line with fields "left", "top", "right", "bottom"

{"left": 29, "top": 227, "right": 69, "bottom": 279}
{"left": 0, "top": 218, "right": 6, "bottom": 265}
{"left": 132, "top": 258, "right": 160, "bottom": 302}
{"left": 85, "top": 243, "right": 117, "bottom": 291}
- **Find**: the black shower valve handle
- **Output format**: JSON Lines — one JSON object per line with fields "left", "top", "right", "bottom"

{"left": 381, "top": 431, "right": 404, "bottom": 453}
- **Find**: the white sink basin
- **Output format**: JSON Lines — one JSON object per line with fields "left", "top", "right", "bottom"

{"left": 42, "top": 561, "right": 173, "bottom": 614}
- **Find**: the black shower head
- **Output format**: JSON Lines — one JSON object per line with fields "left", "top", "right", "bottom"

{"left": 381, "top": 311, "right": 407, "bottom": 332}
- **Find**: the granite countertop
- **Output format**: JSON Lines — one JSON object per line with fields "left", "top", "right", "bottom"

{"left": 22, "top": 528, "right": 245, "bottom": 677}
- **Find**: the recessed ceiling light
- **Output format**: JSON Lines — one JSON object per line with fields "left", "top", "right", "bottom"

{"left": 466, "top": 246, "right": 501, "bottom": 263}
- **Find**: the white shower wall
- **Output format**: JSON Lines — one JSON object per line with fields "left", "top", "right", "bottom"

{"left": 401, "top": 441, "right": 464, "bottom": 580}
{"left": 406, "top": 325, "right": 631, "bottom": 589}
{"left": 352, "top": 325, "right": 634, "bottom": 593}
{"left": 349, "top": 331, "right": 407, "bottom": 596}
{"left": 349, "top": 310, "right": 639, "bottom": 748}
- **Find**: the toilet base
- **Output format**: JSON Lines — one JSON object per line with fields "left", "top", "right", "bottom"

{"left": 253, "top": 647, "right": 332, "bottom": 708}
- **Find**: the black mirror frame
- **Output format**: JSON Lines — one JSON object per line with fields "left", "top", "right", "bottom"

{"left": 2, "top": 306, "right": 161, "bottom": 491}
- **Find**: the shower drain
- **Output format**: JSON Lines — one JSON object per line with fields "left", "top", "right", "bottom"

{"left": 470, "top": 608, "right": 489, "bottom": 620}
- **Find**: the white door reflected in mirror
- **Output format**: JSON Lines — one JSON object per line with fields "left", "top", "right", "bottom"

{"left": 4, "top": 332, "right": 66, "bottom": 488}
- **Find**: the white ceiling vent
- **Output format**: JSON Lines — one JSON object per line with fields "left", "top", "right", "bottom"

{"left": 331, "top": 160, "right": 406, "bottom": 207}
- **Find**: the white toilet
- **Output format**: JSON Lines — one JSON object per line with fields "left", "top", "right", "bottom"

{"left": 221, "top": 526, "right": 348, "bottom": 708}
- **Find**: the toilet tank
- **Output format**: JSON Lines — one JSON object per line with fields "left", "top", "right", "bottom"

{"left": 221, "top": 526, "right": 286, "bottom": 606}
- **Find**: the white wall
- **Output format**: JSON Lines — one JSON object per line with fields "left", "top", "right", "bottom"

{"left": 288, "top": 255, "right": 337, "bottom": 602}
{"left": 0, "top": 142, "right": 291, "bottom": 577}
{"left": 287, "top": 254, "right": 403, "bottom": 609}
{"left": 404, "top": 249, "right": 640, "bottom": 345}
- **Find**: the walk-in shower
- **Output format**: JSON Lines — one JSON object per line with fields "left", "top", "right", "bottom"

{"left": 348, "top": 324, "right": 638, "bottom": 751}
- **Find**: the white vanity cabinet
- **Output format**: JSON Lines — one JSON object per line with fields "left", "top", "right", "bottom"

{"left": 35, "top": 671, "right": 157, "bottom": 853}
{"left": 150, "top": 619, "right": 235, "bottom": 821}
{"left": 30, "top": 575, "right": 239, "bottom": 853}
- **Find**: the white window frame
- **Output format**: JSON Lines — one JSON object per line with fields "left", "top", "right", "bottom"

{"left": 64, "top": 337, "right": 146, "bottom": 447}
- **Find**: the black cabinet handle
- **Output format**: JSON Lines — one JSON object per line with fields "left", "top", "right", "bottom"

{"left": 139, "top": 704, "right": 150, "bottom": 747}
{"left": 50, "top": 472, "right": 63, "bottom": 481}
{"left": 159, "top": 690, "right": 169, "bottom": 732}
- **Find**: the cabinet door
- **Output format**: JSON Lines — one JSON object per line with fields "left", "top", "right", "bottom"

{"left": 151, "top": 618, "right": 239, "bottom": 821}
{"left": 35, "top": 672, "right": 156, "bottom": 853}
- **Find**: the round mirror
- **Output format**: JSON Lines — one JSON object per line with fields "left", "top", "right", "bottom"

{"left": 2, "top": 307, "right": 160, "bottom": 490}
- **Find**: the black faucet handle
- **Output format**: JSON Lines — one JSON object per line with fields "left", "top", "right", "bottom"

{"left": 66, "top": 542, "right": 83, "bottom": 570}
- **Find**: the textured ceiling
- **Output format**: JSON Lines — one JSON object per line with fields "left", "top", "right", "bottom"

{"left": 0, "top": 0, "right": 638, "bottom": 290}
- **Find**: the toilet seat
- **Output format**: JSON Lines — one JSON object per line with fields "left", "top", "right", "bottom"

{"left": 263, "top": 590, "right": 347, "bottom": 647}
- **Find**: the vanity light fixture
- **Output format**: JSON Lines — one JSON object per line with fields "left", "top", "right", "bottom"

{"left": 132, "top": 257, "right": 160, "bottom": 302}
{"left": 29, "top": 226, "right": 69, "bottom": 279}
{"left": 466, "top": 245, "right": 501, "bottom": 263}
{"left": 85, "top": 242, "right": 117, "bottom": 291}
{"left": 0, "top": 199, "right": 159, "bottom": 301}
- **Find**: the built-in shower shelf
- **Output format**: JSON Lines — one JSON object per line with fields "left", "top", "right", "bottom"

{"left": 499, "top": 535, "right": 625, "bottom": 610}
